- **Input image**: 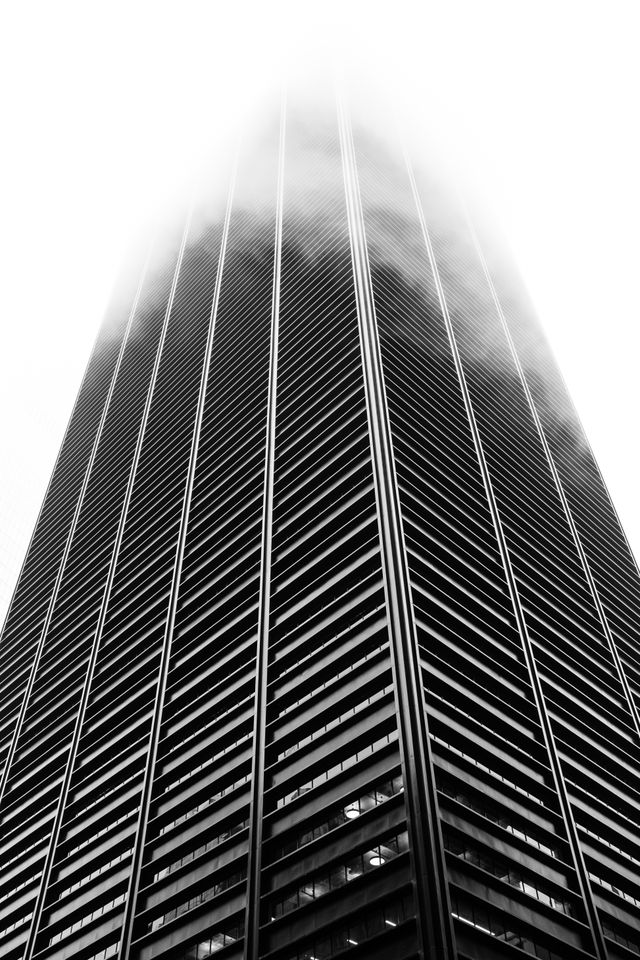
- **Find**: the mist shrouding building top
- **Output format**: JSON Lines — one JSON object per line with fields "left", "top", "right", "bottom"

{"left": 1, "top": 91, "right": 640, "bottom": 960}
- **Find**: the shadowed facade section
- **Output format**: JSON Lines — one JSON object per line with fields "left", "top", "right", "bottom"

{"left": 1, "top": 96, "right": 639, "bottom": 960}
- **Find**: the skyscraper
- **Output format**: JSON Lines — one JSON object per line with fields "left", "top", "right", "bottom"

{"left": 2, "top": 93, "right": 640, "bottom": 960}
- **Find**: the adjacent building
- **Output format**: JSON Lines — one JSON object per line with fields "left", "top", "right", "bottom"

{"left": 2, "top": 93, "right": 640, "bottom": 960}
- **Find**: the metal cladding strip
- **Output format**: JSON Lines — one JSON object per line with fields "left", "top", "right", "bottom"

{"left": 21, "top": 223, "right": 188, "bottom": 959}
{"left": 0, "top": 297, "right": 115, "bottom": 639}
{"left": 0, "top": 246, "right": 153, "bottom": 808}
{"left": 338, "top": 98, "right": 456, "bottom": 960}
{"left": 478, "top": 243, "right": 640, "bottom": 587}
{"left": 244, "top": 96, "right": 286, "bottom": 960}
{"left": 117, "top": 170, "right": 236, "bottom": 960}
{"left": 467, "top": 215, "right": 640, "bottom": 741}
{"left": 406, "top": 159, "right": 608, "bottom": 960}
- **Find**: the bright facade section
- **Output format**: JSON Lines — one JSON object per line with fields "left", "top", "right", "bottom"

{"left": 1, "top": 94, "right": 640, "bottom": 960}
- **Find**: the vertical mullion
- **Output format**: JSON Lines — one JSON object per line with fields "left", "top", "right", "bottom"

{"left": 0, "top": 247, "right": 151, "bottom": 808}
{"left": 244, "top": 94, "right": 286, "bottom": 960}
{"left": 21, "top": 225, "right": 187, "bottom": 957}
{"left": 407, "top": 158, "right": 608, "bottom": 960}
{"left": 468, "top": 214, "right": 640, "bottom": 740}
{"left": 338, "top": 96, "right": 456, "bottom": 960}
{"left": 117, "top": 173, "right": 235, "bottom": 960}
{"left": 0, "top": 292, "right": 110, "bottom": 639}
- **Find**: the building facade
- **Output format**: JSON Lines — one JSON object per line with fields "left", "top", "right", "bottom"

{"left": 2, "top": 94, "right": 640, "bottom": 960}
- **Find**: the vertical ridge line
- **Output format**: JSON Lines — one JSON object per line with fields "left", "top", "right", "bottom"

{"left": 338, "top": 96, "right": 456, "bottom": 960}
{"left": 0, "top": 242, "right": 154, "bottom": 808}
{"left": 466, "top": 212, "right": 640, "bottom": 739}
{"left": 0, "top": 279, "right": 123, "bottom": 639}
{"left": 244, "top": 93, "right": 286, "bottom": 960}
{"left": 23, "top": 219, "right": 191, "bottom": 958}
{"left": 406, "top": 157, "right": 607, "bottom": 960}
{"left": 117, "top": 173, "right": 235, "bottom": 960}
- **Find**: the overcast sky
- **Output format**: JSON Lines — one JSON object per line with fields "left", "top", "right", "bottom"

{"left": 1, "top": 0, "right": 639, "bottom": 621}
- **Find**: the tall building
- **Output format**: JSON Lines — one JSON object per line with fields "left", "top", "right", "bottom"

{"left": 2, "top": 93, "right": 640, "bottom": 960}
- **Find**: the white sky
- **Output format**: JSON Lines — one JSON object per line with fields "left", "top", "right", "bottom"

{"left": 0, "top": 0, "right": 639, "bottom": 621}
